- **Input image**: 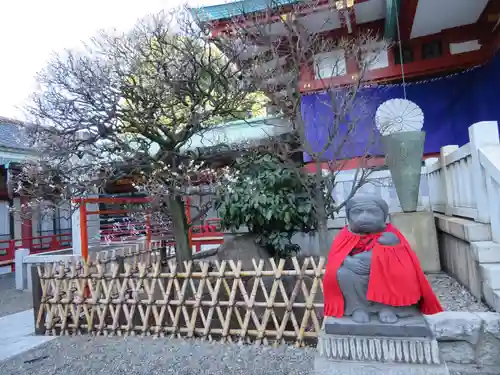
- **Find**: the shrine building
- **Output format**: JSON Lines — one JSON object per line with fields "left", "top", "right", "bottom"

{"left": 190, "top": 0, "right": 500, "bottom": 164}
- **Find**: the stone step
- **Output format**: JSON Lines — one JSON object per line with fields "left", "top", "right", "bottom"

{"left": 483, "top": 283, "right": 500, "bottom": 312}
{"left": 480, "top": 263, "right": 500, "bottom": 289}
{"left": 471, "top": 241, "right": 500, "bottom": 263}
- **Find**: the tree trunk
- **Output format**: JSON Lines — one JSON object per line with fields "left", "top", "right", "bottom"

{"left": 313, "top": 161, "right": 329, "bottom": 256}
{"left": 294, "top": 91, "right": 329, "bottom": 255}
{"left": 166, "top": 195, "right": 192, "bottom": 263}
{"left": 316, "top": 216, "right": 329, "bottom": 257}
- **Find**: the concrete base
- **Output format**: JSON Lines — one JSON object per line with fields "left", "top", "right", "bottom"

{"left": 390, "top": 211, "right": 441, "bottom": 273}
{"left": 314, "top": 356, "right": 449, "bottom": 375}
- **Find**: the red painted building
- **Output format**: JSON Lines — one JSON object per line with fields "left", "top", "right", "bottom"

{"left": 194, "top": 0, "right": 499, "bottom": 87}
{"left": 191, "top": 0, "right": 500, "bottom": 165}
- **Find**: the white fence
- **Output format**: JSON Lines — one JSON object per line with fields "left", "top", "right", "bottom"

{"left": 425, "top": 121, "right": 500, "bottom": 242}
{"left": 331, "top": 121, "right": 500, "bottom": 244}
{"left": 333, "top": 168, "right": 429, "bottom": 219}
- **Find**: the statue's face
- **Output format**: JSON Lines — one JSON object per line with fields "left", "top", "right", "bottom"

{"left": 347, "top": 202, "right": 386, "bottom": 234}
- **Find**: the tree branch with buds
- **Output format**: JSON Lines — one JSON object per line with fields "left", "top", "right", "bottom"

{"left": 16, "top": 9, "right": 263, "bottom": 262}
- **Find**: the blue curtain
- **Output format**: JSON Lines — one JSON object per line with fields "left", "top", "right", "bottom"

{"left": 301, "top": 53, "right": 500, "bottom": 161}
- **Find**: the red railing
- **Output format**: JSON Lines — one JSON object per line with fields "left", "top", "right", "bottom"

{"left": 0, "top": 219, "right": 224, "bottom": 270}
{"left": 99, "top": 218, "right": 224, "bottom": 253}
{"left": 0, "top": 232, "right": 72, "bottom": 267}
{"left": 75, "top": 196, "right": 225, "bottom": 260}
{"left": 0, "top": 195, "right": 225, "bottom": 269}
{"left": 99, "top": 219, "right": 173, "bottom": 241}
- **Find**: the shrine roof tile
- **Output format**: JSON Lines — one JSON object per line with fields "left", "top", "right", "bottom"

{"left": 190, "top": 0, "right": 300, "bottom": 22}
{"left": 0, "top": 117, "right": 31, "bottom": 151}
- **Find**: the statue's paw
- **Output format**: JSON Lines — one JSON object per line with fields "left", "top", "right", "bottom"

{"left": 352, "top": 309, "right": 370, "bottom": 324}
{"left": 377, "top": 232, "right": 400, "bottom": 246}
{"left": 378, "top": 308, "right": 399, "bottom": 324}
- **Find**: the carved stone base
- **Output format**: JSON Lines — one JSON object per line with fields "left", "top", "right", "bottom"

{"left": 318, "top": 333, "right": 440, "bottom": 364}
{"left": 314, "top": 316, "right": 450, "bottom": 375}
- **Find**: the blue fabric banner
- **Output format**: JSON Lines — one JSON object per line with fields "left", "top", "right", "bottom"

{"left": 301, "top": 54, "right": 500, "bottom": 161}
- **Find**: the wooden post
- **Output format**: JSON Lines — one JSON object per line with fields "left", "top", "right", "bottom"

{"left": 145, "top": 214, "right": 151, "bottom": 250}
{"left": 31, "top": 265, "right": 45, "bottom": 335}
{"left": 185, "top": 197, "right": 192, "bottom": 250}
{"left": 440, "top": 145, "right": 459, "bottom": 216}
{"left": 80, "top": 203, "right": 88, "bottom": 261}
{"left": 20, "top": 196, "right": 32, "bottom": 249}
{"left": 50, "top": 235, "right": 60, "bottom": 251}
{"left": 468, "top": 121, "right": 500, "bottom": 224}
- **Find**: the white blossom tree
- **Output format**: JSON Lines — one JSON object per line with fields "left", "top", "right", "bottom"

{"left": 16, "top": 10, "right": 264, "bottom": 262}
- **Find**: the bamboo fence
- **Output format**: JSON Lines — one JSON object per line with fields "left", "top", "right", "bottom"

{"left": 34, "top": 256, "right": 326, "bottom": 346}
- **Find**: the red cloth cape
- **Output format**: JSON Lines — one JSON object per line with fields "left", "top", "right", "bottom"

{"left": 323, "top": 224, "right": 443, "bottom": 317}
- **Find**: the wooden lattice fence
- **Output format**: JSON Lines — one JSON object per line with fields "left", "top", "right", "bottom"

{"left": 33, "top": 256, "right": 326, "bottom": 346}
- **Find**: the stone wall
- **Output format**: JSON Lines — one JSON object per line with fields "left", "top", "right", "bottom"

{"left": 223, "top": 217, "right": 347, "bottom": 257}
{"left": 426, "top": 312, "right": 500, "bottom": 369}
{"left": 435, "top": 213, "right": 500, "bottom": 311}
{"left": 291, "top": 218, "right": 345, "bottom": 257}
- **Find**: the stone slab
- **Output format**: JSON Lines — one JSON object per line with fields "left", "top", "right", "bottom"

{"left": 390, "top": 211, "right": 441, "bottom": 272}
{"left": 0, "top": 309, "right": 55, "bottom": 361}
{"left": 481, "top": 263, "right": 500, "bottom": 289}
{"left": 475, "top": 312, "right": 500, "bottom": 340}
{"left": 424, "top": 312, "right": 483, "bottom": 344}
{"left": 434, "top": 213, "right": 492, "bottom": 242}
{"left": 470, "top": 241, "right": 500, "bottom": 263}
{"left": 314, "top": 356, "right": 450, "bottom": 375}
{"left": 324, "top": 316, "right": 433, "bottom": 338}
{"left": 483, "top": 283, "right": 500, "bottom": 312}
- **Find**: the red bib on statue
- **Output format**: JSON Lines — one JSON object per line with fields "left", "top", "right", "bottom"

{"left": 323, "top": 224, "right": 443, "bottom": 317}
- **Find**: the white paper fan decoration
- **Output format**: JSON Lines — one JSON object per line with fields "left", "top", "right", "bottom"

{"left": 375, "top": 99, "right": 424, "bottom": 135}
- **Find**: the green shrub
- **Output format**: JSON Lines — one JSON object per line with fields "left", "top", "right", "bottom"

{"left": 215, "top": 152, "right": 334, "bottom": 257}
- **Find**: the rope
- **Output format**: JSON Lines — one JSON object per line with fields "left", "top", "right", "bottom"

{"left": 393, "top": 0, "right": 407, "bottom": 100}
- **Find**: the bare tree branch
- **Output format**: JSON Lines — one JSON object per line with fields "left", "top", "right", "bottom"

{"left": 195, "top": 0, "right": 391, "bottom": 252}
{"left": 15, "top": 9, "right": 262, "bottom": 262}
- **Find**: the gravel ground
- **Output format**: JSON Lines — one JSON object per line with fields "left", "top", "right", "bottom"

{"left": 427, "top": 273, "right": 491, "bottom": 312}
{"left": 0, "top": 336, "right": 315, "bottom": 375}
{"left": 1, "top": 336, "right": 499, "bottom": 375}
{"left": 0, "top": 273, "right": 33, "bottom": 318}
{"left": 0, "top": 271, "right": 493, "bottom": 374}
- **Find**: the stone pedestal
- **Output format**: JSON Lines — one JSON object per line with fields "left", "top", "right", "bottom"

{"left": 314, "top": 316, "right": 449, "bottom": 375}
{"left": 389, "top": 211, "right": 441, "bottom": 273}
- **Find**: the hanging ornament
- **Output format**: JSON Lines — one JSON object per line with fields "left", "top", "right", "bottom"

{"left": 375, "top": 98, "right": 424, "bottom": 135}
